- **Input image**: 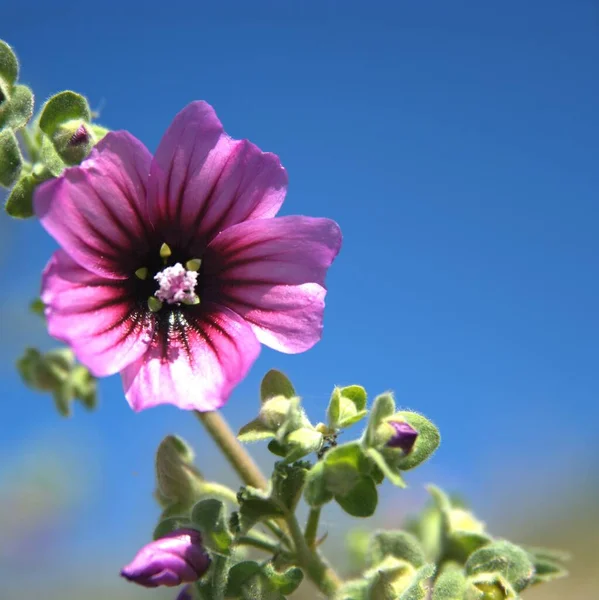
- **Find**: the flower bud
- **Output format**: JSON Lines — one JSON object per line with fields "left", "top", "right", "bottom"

{"left": 258, "top": 395, "right": 291, "bottom": 429}
{"left": 385, "top": 420, "right": 418, "bottom": 453}
{"left": 121, "top": 529, "right": 211, "bottom": 588}
{"left": 51, "top": 119, "right": 95, "bottom": 165}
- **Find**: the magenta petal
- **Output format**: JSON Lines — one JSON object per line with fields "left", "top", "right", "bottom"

{"left": 42, "top": 250, "right": 154, "bottom": 377}
{"left": 204, "top": 216, "right": 342, "bottom": 353}
{"left": 121, "top": 304, "right": 261, "bottom": 411}
{"left": 35, "top": 132, "right": 152, "bottom": 279}
{"left": 147, "top": 101, "right": 287, "bottom": 249}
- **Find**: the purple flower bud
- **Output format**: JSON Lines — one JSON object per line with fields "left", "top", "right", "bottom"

{"left": 386, "top": 420, "right": 418, "bottom": 453}
{"left": 121, "top": 528, "right": 211, "bottom": 588}
{"left": 69, "top": 124, "right": 90, "bottom": 146}
{"left": 175, "top": 584, "right": 194, "bottom": 600}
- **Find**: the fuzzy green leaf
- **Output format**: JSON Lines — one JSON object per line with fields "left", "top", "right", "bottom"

{"left": 366, "top": 447, "right": 407, "bottom": 488}
{"left": 0, "top": 40, "right": 18, "bottom": 86}
{"left": 0, "top": 129, "right": 22, "bottom": 187}
{"left": 191, "top": 498, "right": 233, "bottom": 553}
{"left": 260, "top": 369, "right": 295, "bottom": 402}
{"left": 368, "top": 530, "right": 426, "bottom": 568}
{"left": 364, "top": 393, "right": 396, "bottom": 446}
{"left": 335, "top": 475, "right": 378, "bottom": 518}
{"left": 432, "top": 568, "right": 468, "bottom": 600}
{"left": 39, "top": 134, "right": 65, "bottom": 176}
{"left": 303, "top": 460, "right": 334, "bottom": 508}
{"left": 39, "top": 91, "right": 91, "bottom": 136}
{"left": 399, "top": 564, "right": 436, "bottom": 600}
{"left": 236, "top": 485, "right": 285, "bottom": 533}
{"left": 3, "top": 84, "right": 34, "bottom": 129}
{"left": 323, "top": 442, "right": 371, "bottom": 496}
{"left": 466, "top": 541, "right": 535, "bottom": 593}
{"left": 152, "top": 515, "right": 193, "bottom": 540}
{"left": 271, "top": 461, "right": 309, "bottom": 512}
{"left": 395, "top": 412, "right": 440, "bottom": 470}
{"left": 238, "top": 417, "right": 276, "bottom": 442}
{"left": 5, "top": 173, "right": 35, "bottom": 217}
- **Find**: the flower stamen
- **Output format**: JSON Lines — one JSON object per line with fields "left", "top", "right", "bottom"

{"left": 154, "top": 263, "right": 199, "bottom": 305}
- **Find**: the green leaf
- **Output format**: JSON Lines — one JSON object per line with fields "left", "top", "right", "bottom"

{"left": 267, "top": 438, "right": 288, "bottom": 457}
{"left": 323, "top": 442, "right": 371, "bottom": 496}
{"left": 338, "top": 579, "right": 368, "bottom": 600}
{"left": 339, "top": 409, "right": 369, "bottom": 429}
{"left": 335, "top": 475, "right": 378, "bottom": 517}
{"left": 70, "top": 364, "right": 97, "bottom": 410}
{"left": 0, "top": 129, "right": 22, "bottom": 187}
{"left": 238, "top": 417, "right": 276, "bottom": 442}
{"left": 262, "top": 564, "right": 304, "bottom": 595}
{"left": 395, "top": 412, "right": 440, "bottom": 470}
{"left": 368, "top": 530, "right": 426, "bottom": 568}
{"left": 283, "top": 426, "right": 323, "bottom": 463}
{"left": 366, "top": 447, "right": 406, "bottom": 488}
{"left": 271, "top": 461, "right": 309, "bottom": 512}
{"left": 303, "top": 460, "right": 334, "bottom": 508}
{"left": 466, "top": 541, "right": 535, "bottom": 593}
{"left": 0, "top": 40, "right": 19, "bottom": 86}
{"left": 30, "top": 298, "right": 45, "bottom": 316}
{"left": 226, "top": 561, "right": 263, "bottom": 597}
{"left": 340, "top": 384, "right": 368, "bottom": 410}
{"left": 523, "top": 545, "right": 569, "bottom": 585}
{"left": 364, "top": 393, "right": 396, "bottom": 446}
{"left": 39, "top": 91, "right": 91, "bottom": 136}
{"left": 39, "top": 134, "right": 65, "bottom": 176}
{"left": 236, "top": 485, "right": 285, "bottom": 533}
{"left": 191, "top": 498, "right": 233, "bottom": 553}
{"left": 399, "top": 563, "right": 436, "bottom": 600}
{"left": 153, "top": 515, "right": 192, "bottom": 540}
{"left": 328, "top": 385, "right": 369, "bottom": 430}
{"left": 260, "top": 369, "right": 295, "bottom": 402}
{"left": 5, "top": 173, "right": 35, "bottom": 217}
{"left": 3, "top": 84, "right": 34, "bottom": 130}
{"left": 432, "top": 568, "right": 468, "bottom": 600}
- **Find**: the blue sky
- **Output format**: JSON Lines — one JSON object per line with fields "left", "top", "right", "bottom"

{"left": 1, "top": 0, "right": 598, "bottom": 588}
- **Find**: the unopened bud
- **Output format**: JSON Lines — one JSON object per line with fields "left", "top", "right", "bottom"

{"left": 51, "top": 119, "right": 95, "bottom": 165}
{"left": 259, "top": 395, "right": 292, "bottom": 430}
{"left": 385, "top": 420, "right": 418, "bottom": 453}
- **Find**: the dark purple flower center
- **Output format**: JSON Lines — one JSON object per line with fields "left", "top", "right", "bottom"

{"left": 69, "top": 124, "right": 90, "bottom": 146}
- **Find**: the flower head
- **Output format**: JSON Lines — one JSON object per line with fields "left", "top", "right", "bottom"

{"left": 386, "top": 420, "right": 418, "bottom": 453}
{"left": 35, "top": 101, "right": 342, "bottom": 411}
{"left": 121, "top": 528, "right": 210, "bottom": 588}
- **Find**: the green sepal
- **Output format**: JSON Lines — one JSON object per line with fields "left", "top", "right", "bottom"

{"left": 5, "top": 173, "right": 35, "bottom": 218}
{"left": 70, "top": 363, "right": 97, "bottom": 410}
{"left": 335, "top": 475, "right": 378, "bottom": 518}
{"left": 364, "top": 393, "right": 396, "bottom": 446}
{"left": 0, "top": 40, "right": 18, "bottom": 86}
{"left": 225, "top": 561, "right": 264, "bottom": 597}
{"left": 262, "top": 564, "right": 304, "bottom": 595}
{"left": 394, "top": 411, "right": 440, "bottom": 470}
{"left": 282, "top": 426, "right": 323, "bottom": 463}
{"left": 367, "top": 530, "right": 426, "bottom": 568}
{"left": 467, "top": 574, "right": 517, "bottom": 600}
{"left": 365, "top": 447, "right": 406, "bottom": 488}
{"left": 260, "top": 369, "right": 295, "bottom": 402}
{"left": 191, "top": 498, "right": 233, "bottom": 554}
{"left": 398, "top": 563, "right": 436, "bottom": 600}
{"left": 0, "top": 129, "right": 22, "bottom": 187}
{"left": 155, "top": 435, "right": 204, "bottom": 509}
{"left": 90, "top": 123, "right": 109, "bottom": 140}
{"left": 303, "top": 460, "right": 334, "bottom": 508}
{"left": 432, "top": 567, "right": 468, "bottom": 600}
{"left": 39, "top": 133, "right": 65, "bottom": 176}
{"left": 337, "top": 579, "right": 368, "bottom": 600}
{"left": 152, "top": 515, "right": 193, "bottom": 540}
{"left": 270, "top": 460, "right": 309, "bottom": 512}
{"left": 327, "top": 385, "right": 368, "bottom": 429}
{"left": 465, "top": 541, "right": 535, "bottom": 593}
{"left": 267, "top": 439, "right": 288, "bottom": 457}
{"left": 39, "top": 91, "right": 91, "bottom": 137}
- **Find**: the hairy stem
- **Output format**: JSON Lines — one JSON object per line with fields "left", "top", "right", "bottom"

{"left": 286, "top": 511, "right": 342, "bottom": 596}
{"left": 195, "top": 410, "right": 268, "bottom": 490}
{"left": 304, "top": 507, "right": 322, "bottom": 551}
{"left": 237, "top": 533, "right": 289, "bottom": 556}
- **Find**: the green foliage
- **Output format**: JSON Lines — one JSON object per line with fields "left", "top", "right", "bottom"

{"left": 465, "top": 541, "right": 535, "bottom": 593}
{"left": 4, "top": 172, "right": 36, "bottom": 217}
{"left": 1, "top": 84, "right": 34, "bottom": 130}
{"left": 394, "top": 412, "right": 441, "bottom": 471}
{"left": 367, "top": 531, "right": 426, "bottom": 569}
{"left": 225, "top": 561, "right": 304, "bottom": 599}
{"left": 17, "top": 347, "right": 97, "bottom": 416}
{"left": 191, "top": 498, "right": 234, "bottom": 554}
{"left": 0, "top": 40, "right": 18, "bottom": 87}
{"left": 260, "top": 369, "right": 296, "bottom": 402}
{"left": 327, "top": 385, "right": 368, "bottom": 430}
{"left": 152, "top": 515, "right": 193, "bottom": 540}
{"left": 39, "top": 91, "right": 91, "bottom": 136}
{"left": 0, "top": 129, "right": 22, "bottom": 187}
{"left": 432, "top": 567, "right": 468, "bottom": 600}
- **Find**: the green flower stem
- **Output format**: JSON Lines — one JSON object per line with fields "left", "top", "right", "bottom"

{"left": 210, "top": 554, "right": 230, "bottom": 600}
{"left": 285, "top": 510, "right": 342, "bottom": 596}
{"left": 194, "top": 410, "right": 268, "bottom": 490}
{"left": 264, "top": 520, "right": 293, "bottom": 549}
{"left": 237, "top": 533, "right": 289, "bottom": 556}
{"left": 304, "top": 507, "right": 321, "bottom": 550}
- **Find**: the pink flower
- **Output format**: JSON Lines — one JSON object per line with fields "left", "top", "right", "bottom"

{"left": 35, "top": 101, "right": 341, "bottom": 411}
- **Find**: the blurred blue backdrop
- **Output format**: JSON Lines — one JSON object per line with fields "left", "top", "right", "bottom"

{"left": 1, "top": 1, "right": 597, "bottom": 598}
